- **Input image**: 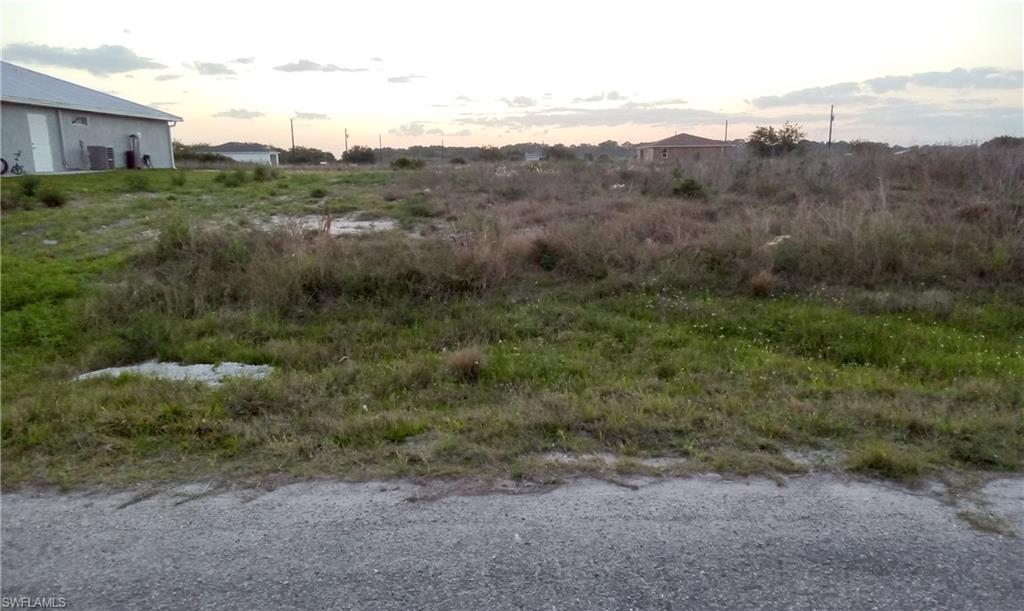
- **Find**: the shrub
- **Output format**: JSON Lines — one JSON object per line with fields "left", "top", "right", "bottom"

{"left": 20, "top": 176, "right": 42, "bottom": 197}
{"left": 447, "top": 347, "right": 488, "bottom": 382}
{"left": 38, "top": 189, "right": 68, "bottom": 208}
{"left": 310, "top": 187, "right": 328, "bottom": 198}
{"left": 214, "top": 170, "right": 248, "bottom": 188}
{"left": 391, "top": 157, "right": 426, "bottom": 170}
{"left": 342, "top": 146, "right": 376, "bottom": 165}
{"left": 1, "top": 191, "right": 23, "bottom": 211}
{"left": 123, "top": 174, "right": 152, "bottom": 192}
{"left": 252, "top": 166, "right": 274, "bottom": 182}
{"left": 750, "top": 269, "right": 779, "bottom": 296}
{"left": 449, "top": 157, "right": 467, "bottom": 165}
{"left": 672, "top": 177, "right": 706, "bottom": 199}
{"left": 169, "top": 172, "right": 188, "bottom": 187}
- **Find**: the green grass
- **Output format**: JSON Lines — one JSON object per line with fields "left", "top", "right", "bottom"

{"left": 1, "top": 167, "right": 1022, "bottom": 487}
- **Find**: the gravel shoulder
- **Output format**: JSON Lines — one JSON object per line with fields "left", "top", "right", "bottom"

{"left": 2, "top": 474, "right": 1022, "bottom": 610}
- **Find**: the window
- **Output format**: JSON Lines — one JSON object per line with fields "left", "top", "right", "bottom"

{"left": 71, "top": 116, "right": 88, "bottom": 126}
{"left": 661, "top": 148, "right": 668, "bottom": 159}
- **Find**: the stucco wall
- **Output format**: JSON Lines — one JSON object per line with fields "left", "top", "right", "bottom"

{"left": 220, "top": 151, "right": 278, "bottom": 166}
{"left": 635, "top": 146, "right": 730, "bottom": 162}
{"left": 1, "top": 102, "right": 176, "bottom": 172}
{"left": 1, "top": 103, "right": 60, "bottom": 173}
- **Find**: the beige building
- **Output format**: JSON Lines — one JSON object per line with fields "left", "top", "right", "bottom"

{"left": 634, "top": 132, "right": 732, "bottom": 162}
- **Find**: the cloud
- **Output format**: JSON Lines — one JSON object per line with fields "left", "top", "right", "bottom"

{"left": 154, "top": 74, "right": 182, "bottom": 81}
{"left": 606, "top": 91, "right": 626, "bottom": 101}
{"left": 370, "top": 57, "right": 383, "bottom": 62}
{"left": 122, "top": 29, "right": 131, "bottom": 34}
{"left": 754, "top": 68, "right": 1024, "bottom": 110}
{"left": 502, "top": 96, "right": 537, "bottom": 108}
{"left": 389, "top": 122, "right": 428, "bottom": 137}
{"left": 753, "top": 82, "right": 868, "bottom": 108}
{"left": 149, "top": 101, "right": 177, "bottom": 107}
{"left": 389, "top": 122, "right": 471, "bottom": 137}
{"left": 455, "top": 95, "right": 474, "bottom": 102}
{"left": 2, "top": 43, "right": 165, "bottom": 75}
{"left": 458, "top": 104, "right": 736, "bottom": 130}
{"left": 232, "top": 57, "right": 255, "bottom": 64}
{"left": 388, "top": 74, "right": 426, "bottom": 83}
{"left": 865, "top": 67, "right": 1023, "bottom": 92}
{"left": 573, "top": 93, "right": 604, "bottom": 103}
{"left": 622, "top": 98, "right": 688, "bottom": 108}
{"left": 185, "top": 61, "right": 236, "bottom": 76}
{"left": 274, "top": 59, "right": 367, "bottom": 73}
{"left": 213, "top": 108, "right": 264, "bottom": 119}
{"left": 295, "top": 112, "right": 329, "bottom": 120}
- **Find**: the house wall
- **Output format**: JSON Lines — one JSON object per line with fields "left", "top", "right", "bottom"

{"left": 220, "top": 151, "right": 277, "bottom": 166}
{"left": 1, "top": 102, "right": 175, "bottom": 172}
{"left": 635, "top": 146, "right": 729, "bottom": 162}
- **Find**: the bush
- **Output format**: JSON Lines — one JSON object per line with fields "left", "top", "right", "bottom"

{"left": 123, "top": 174, "right": 152, "bottom": 192}
{"left": 342, "top": 146, "right": 376, "bottom": 165}
{"left": 447, "top": 347, "right": 488, "bottom": 382}
{"left": 449, "top": 157, "right": 467, "bottom": 165}
{"left": 38, "top": 189, "right": 68, "bottom": 208}
{"left": 310, "top": 187, "right": 328, "bottom": 198}
{"left": 169, "top": 172, "right": 188, "bottom": 187}
{"left": 252, "top": 166, "right": 277, "bottom": 182}
{"left": 391, "top": 157, "right": 426, "bottom": 170}
{"left": 20, "top": 176, "right": 42, "bottom": 197}
{"left": 214, "top": 170, "right": 248, "bottom": 188}
{"left": 672, "top": 177, "right": 706, "bottom": 198}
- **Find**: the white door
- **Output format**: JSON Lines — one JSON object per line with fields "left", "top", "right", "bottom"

{"left": 26, "top": 113, "right": 54, "bottom": 173}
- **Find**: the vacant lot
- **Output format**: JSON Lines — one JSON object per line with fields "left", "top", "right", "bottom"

{"left": 2, "top": 150, "right": 1022, "bottom": 487}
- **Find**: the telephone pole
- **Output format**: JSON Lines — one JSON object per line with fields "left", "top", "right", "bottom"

{"left": 722, "top": 120, "right": 729, "bottom": 156}
{"left": 827, "top": 105, "right": 835, "bottom": 149}
{"left": 344, "top": 128, "right": 349, "bottom": 153}
{"left": 290, "top": 118, "right": 295, "bottom": 150}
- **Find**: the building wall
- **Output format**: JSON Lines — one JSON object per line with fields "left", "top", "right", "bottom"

{"left": 635, "top": 146, "right": 728, "bottom": 162}
{"left": 219, "top": 151, "right": 277, "bottom": 166}
{"left": 1, "top": 102, "right": 176, "bottom": 172}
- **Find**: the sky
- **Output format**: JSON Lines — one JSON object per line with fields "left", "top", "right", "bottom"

{"left": 2, "top": 0, "right": 1022, "bottom": 154}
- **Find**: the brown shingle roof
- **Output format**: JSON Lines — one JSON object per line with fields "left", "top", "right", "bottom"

{"left": 636, "top": 133, "right": 728, "bottom": 148}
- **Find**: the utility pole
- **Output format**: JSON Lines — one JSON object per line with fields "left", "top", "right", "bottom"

{"left": 723, "top": 120, "right": 729, "bottom": 156}
{"left": 378, "top": 134, "right": 383, "bottom": 166}
{"left": 290, "top": 118, "right": 295, "bottom": 150}
{"left": 344, "top": 128, "right": 349, "bottom": 153}
{"left": 827, "top": 105, "right": 835, "bottom": 149}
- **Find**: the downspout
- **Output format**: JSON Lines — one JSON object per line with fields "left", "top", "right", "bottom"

{"left": 168, "top": 121, "right": 177, "bottom": 169}
{"left": 55, "top": 109, "right": 70, "bottom": 169}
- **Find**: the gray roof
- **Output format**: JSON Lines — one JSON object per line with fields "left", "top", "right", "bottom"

{"left": 197, "top": 142, "right": 278, "bottom": 153}
{"left": 1, "top": 61, "right": 182, "bottom": 122}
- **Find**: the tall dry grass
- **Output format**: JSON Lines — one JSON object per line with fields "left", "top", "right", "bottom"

{"left": 106, "top": 147, "right": 1023, "bottom": 318}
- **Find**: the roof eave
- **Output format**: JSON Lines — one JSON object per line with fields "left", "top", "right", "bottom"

{"left": 1, "top": 96, "right": 183, "bottom": 123}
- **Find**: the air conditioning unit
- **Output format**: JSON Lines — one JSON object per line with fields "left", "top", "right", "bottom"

{"left": 87, "top": 146, "right": 115, "bottom": 170}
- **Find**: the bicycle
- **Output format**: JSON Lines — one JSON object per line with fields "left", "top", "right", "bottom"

{"left": 1, "top": 150, "right": 25, "bottom": 175}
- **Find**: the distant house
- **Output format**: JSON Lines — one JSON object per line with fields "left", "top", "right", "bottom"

{"left": 1, "top": 61, "right": 182, "bottom": 174}
{"left": 524, "top": 151, "right": 543, "bottom": 162}
{"left": 196, "top": 142, "right": 280, "bottom": 166}
{"left": 634, "top": 133, "right": 732, "bottom": 162}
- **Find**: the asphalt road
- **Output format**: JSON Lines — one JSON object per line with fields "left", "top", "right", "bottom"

{"left": 2, "top": 474, "right": 1022, "bottom": 610}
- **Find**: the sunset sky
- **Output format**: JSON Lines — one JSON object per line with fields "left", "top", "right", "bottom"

{"left": 2, "top": 0, "right": 1021, "bottom": 155}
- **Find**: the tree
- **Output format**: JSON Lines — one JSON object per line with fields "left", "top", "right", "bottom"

{"left": 279, "top": 146, "right": 335, "bottom": 165}
{"left": 748, "top": 122, "right": 805, "bottom": 157}
{"left": 479, "top": 146, "right": 505, "bottom": 162}
{"left": 342, "top": 145, "right": 376, "bottom": 165}
{"left": 543, "top": 144, "right": 575, "bottom": 161}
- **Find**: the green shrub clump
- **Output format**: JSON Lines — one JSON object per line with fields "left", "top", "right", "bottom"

{"left": 391, "top": 158, "right": 426, "bottom": 170}
{"left": 672, "top": 177, "right": 707, "bottom": 199}
{"left": 38, "top": 189, "right": 68, "bottom": 208}
{"left": 214, "top": 170, "right": 248, "bottom": 188}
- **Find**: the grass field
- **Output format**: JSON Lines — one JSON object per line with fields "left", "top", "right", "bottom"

{"left": 1, "top": 152, "right": 1022, "bottom": 488}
